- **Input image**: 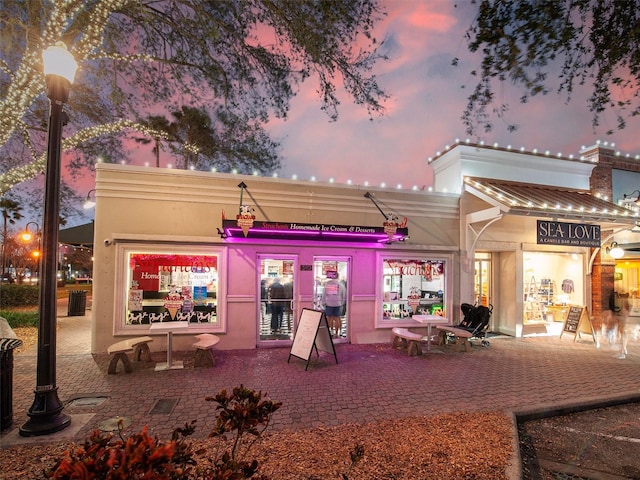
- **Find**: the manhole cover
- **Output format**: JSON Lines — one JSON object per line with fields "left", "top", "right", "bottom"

{"left": 149, "top": 398, "right": 178, "bottom": 415}
{"left": 68, "top": 396, "right": 108, "bottom": 407}
{"left": 98, "top": 416, "right": 132, "bottom": 432}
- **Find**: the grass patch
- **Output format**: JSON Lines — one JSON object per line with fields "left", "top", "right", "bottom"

{"left": 1, "top": 309, "right": 38, "bottom": 328}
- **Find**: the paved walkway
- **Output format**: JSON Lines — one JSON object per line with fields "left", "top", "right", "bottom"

{"left": 2, "top": 299, "right": 640, "bottom": 465}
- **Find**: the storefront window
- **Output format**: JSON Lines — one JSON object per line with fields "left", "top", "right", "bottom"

{"left": 116, "top": 245, "right": 225, "bottom": 331}
{"left": 523, "top": 251, "right": 584, "bottom": 328}
{"left": 379, "top": 256, "right": 447, "bottom": 323}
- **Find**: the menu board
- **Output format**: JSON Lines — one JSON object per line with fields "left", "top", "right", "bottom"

{"left": 288, "top": 308, "right": 337, "bottom": 370}
{"left": 563, "top": 306, "right": 583, "bottom": 333}
{"left": 560, "top": 305, "right": 596, "bottom": 344}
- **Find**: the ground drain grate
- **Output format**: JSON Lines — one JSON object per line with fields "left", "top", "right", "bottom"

{"left": 150, "top": 398, "right": 178, "bottom": 415}
{"left": 68, "top": 396, "right": 109, "bottom": 407}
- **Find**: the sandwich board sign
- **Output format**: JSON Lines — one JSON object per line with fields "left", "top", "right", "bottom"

{"left": 560, "top": 305, "right": 596, "bottom": 344}
{"left": 288, "top": 308, "right": 338, "bottom": 370}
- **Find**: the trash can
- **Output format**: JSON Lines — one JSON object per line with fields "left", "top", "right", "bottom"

{"left": 1, "top": 337, "right": 23, "bottom": 431}
{"left": 68, "top": 290, "right": 87, "bottom": 316}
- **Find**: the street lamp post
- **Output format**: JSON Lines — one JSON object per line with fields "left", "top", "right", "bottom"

{"left": 19, "top": 42, "right": 77, "bottom": 437}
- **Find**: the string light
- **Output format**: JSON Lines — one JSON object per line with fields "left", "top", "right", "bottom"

{"left": 1, "top": 118, "right": 199, "bottom": 193}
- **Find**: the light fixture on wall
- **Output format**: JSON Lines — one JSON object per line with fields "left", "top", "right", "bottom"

{"left": 364, "top": 192, "right": 400, "bottom": 241}
{"left": 606, "top": 241, "right": 625, "bottom": 259}
{"left": 83, "top": 189, "right": 96, "bottom": 209}
{"left": 236, "top": 182, "right": 255, "bottom": 237}
{"left": 621, "top": 190, "right": 640, "bottom": 204}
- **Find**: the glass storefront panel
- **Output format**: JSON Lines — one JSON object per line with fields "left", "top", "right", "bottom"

{"left": 523, "top": 252, "right": 584, "bottom": 332}
{"left": 474, "top": 252, "right": 491, "bottom": 307}
{"left": 313, "top": 258, "right": 350, "bottom": 341}
{"left": 615, "top": 260, "right": 640, "bottom": 316}
{"left": 379, "top": 256, "right": 446, "bottom": 322}
{"left": 119, "top": 246, "right": 222, "bottom": 329}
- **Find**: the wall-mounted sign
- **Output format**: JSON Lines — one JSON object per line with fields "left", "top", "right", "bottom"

{"left": 537, "top": 220, "right": 600, "bottom": 247}
{"left": 221, "top": 219, "right": 408, "bottom": 243}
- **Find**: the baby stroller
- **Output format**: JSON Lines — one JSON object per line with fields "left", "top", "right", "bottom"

{"left": 457, "top": 302, "right": 493, "bottom": 347}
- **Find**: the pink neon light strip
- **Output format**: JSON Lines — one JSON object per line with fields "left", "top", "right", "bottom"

{"left": 224, "top": 227, "right": 405, "bottom": 242}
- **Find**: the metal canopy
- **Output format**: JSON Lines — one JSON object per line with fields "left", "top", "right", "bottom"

{"left": 464, "top": 177, "right": 637, "bottom": 225}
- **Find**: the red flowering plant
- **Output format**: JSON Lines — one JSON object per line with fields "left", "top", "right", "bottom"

{"left": 45, "top": 421, "right": 197, "bottom": 479}
{"left": 45, "top": 385, "right": 282, "bottom": 480}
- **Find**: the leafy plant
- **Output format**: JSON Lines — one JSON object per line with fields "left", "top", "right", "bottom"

{"left": 203, "top": 385, "right": 282, "bottom": 479}
{"left": 0, "top": 284, "right": 39, "bottom": 308}
{"left": 44, "top": 386, "right": 282, "bottom": 479}
{"left": 45, "top": 421, "right": 198, "bottom": 479}
{"left": 342, "top": 444, "right": 365, "bottom": 480}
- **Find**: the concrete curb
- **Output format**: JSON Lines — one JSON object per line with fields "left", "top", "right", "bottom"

{"left": 513, "top": 392, "right": 640, "bottom": 422}
{"left": 509, "top": 393, "right": 640, "bottom": 480}
{"left": 506, "top": 410, "right": 523, "bottom": 480}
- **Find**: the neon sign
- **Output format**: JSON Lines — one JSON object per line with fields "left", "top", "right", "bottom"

{"left": 221, "top": 219, "right": 408, "bottom": 243}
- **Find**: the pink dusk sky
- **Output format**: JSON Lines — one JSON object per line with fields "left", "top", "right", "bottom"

{"left": 68, "top": 0, "right": 640, "bottom": 226}
{"left": 261, "top": 0, "right": 640, "bottom": 189}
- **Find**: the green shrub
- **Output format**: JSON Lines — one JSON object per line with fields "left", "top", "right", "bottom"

{"left": 0, "top": 310, "right": 38, "bottom": 328}
{"left": 203, "top": 385, "right": 282, "bottom": 479}
{"left": 0, "top": 284, "right": 39, "bottom": 308}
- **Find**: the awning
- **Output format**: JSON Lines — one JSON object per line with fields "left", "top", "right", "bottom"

{"left": 464, "top": 177, "right": 637, "bottom": 224}
{"left": 58, "top": 222, "right": 94, "bottom": 247}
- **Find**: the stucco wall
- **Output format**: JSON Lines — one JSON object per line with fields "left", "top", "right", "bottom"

{"left": 91, "top": 164, "right": 460, "bottom": 354}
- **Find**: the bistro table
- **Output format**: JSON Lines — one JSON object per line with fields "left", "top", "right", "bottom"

{"left": 149, "top": 321, "right": 190, "bottom": 371}
{"left": 412, "top": 314, "right": 449, "bottom": 351}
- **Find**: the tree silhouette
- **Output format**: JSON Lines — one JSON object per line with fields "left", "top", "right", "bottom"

{"left": 0, "top": 1, "right": 388, "bottom": 193}
{"left": 133, "top": 116, "right": 174, "bottom": 168}
{"left": 1, "top": 197, "right": 24, "bottom": 280}
{"left": 460, "top": 0, "right": 640, "bottom": 136}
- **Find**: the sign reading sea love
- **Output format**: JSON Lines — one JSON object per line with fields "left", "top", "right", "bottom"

{"left": 536, "top": 220, "right": 601, "bottom": 247}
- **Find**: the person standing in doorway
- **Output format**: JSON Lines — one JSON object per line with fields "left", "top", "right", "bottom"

{"left": 269, "top": 278, "right": 285, "bottom": 333}
{"left": 322, "top": 271, "right": 346, "bottom": 337}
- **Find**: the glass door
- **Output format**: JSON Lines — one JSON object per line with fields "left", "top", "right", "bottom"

{"left": 258, "top": 256, "right": 296, "bottom": 345}
{"left": 474, "top": 254, "right": 491, "bottom": 307}
{"left": 313, "top": 257, "right": 350, "bottom": 343}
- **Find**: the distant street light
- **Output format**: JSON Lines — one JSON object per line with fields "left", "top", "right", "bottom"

{"left": 20, "top": 222, "right": 41, "bottom": 284}
{"left": 20, "top": 222, "right": 40, "bottom": 243}
{"left": 19, "top": 42, "right": 77, "bottom": 437}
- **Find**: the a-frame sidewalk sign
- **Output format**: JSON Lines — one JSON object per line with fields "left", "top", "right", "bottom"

{"left": 288, "top": 308, "right": 338, "bottom": 370}
{"left": 560, "top": 305, "right": 596, "bottom": 344}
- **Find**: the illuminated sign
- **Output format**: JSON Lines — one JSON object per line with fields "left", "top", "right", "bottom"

{"left": 221, "top": 219, "right": 408, "bottom": 243}
{"left": 536, "top": 220, "right": 600, "bottom": 247}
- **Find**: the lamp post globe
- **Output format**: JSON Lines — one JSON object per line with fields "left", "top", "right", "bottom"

{"left": 19, "top": 42, "right": 77, "bottom": 437}
{"left": 20, "top": 221, "right": 40, "bottom": 243}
